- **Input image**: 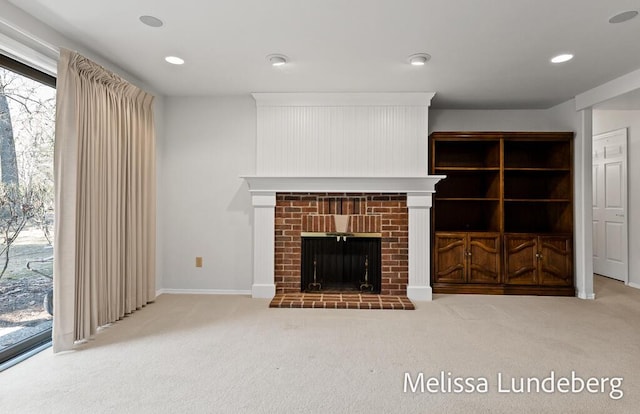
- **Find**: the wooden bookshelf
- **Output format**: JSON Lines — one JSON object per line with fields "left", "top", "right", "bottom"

{"left": 430, "top": 131, "right": 574, "bottom": 296}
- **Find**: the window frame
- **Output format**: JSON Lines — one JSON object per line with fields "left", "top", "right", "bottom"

{"left": 0, "top": 52, "right": 56, "bottom": 367}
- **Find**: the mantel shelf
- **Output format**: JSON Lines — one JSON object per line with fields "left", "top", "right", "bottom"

{"left": 242, "top": 176, "right": 445, "bottom": 194}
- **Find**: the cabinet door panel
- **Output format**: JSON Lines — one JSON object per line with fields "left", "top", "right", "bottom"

{"left": 468, "top": 234, "right": 501, "bottom": 284}
{"left": 504, "top": 236, "right": 537, "bottom": 285}
{"left": 434, "top": 233, "right": 466, "bottom": 283}
{"left": 539, "top": 236, "right": 573, "bottom": 286}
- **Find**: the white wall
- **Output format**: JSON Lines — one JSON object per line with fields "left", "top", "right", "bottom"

{"left": 159, "top": 96, "right": 255, "bottom": 291}
{"left": 429, "top": 100, "right": 576, "bottom": 132}
{"left": 593, "top": 110, "right": 640, "bottom": 288}
{"left": 153, "top": 97, "right": 165, "bottom": 290}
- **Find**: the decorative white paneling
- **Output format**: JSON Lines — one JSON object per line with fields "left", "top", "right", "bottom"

{"left": 251, "top": 192, "right": 276, "bottom": 298}
{"left": 407, "top": 194, "right": 433, "bottom": 302}
{"left": 253, "top": 93, "right": 434, "bottom": 177}
{"left": 605, "top": 162, "right": 622, "bottom": 208}
{"left": 605, "top": 145, "right": 622, "bottom": 157}
{"left": 605, "top": 222, "right": 624, "bottom": 263}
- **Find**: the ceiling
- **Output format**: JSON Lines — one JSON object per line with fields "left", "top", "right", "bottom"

{"left": 9, "top": 0, "right": 640, "bottom": 109}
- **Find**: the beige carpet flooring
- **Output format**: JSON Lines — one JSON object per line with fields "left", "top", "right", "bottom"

{"left": 1, "top": 276, "right": 639, "bottom": 413}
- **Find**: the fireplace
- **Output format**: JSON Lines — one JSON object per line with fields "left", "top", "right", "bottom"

{"left": 274, "top": 193, "right": 408, "bottom": 295}
{"left": 244, "top": 91, "right": 440, "bottom": 303}
{"left": 301, "top": 235, "right": 382, "bottom": 293}
{"left": 243, "top": 176, "right": 443, "bottom": 302}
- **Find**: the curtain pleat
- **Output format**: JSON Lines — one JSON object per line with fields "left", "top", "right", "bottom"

{"left": 53, "top": 49, "right": 156, "bottom": 352}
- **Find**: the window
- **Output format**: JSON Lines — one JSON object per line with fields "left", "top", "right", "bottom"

{"left": 0, "top": 54, "right": 55, "bottom": 367}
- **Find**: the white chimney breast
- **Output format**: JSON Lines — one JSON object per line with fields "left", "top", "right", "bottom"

{"left": 252, "top": 92, "right": 435, "bottom": 177}
{"left": 245, "top": 92, "right": 442, "bottom": 303}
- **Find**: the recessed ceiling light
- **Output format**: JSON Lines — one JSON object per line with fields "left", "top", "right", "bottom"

{"left": 551, "top": 54, "right": 573, "bottom": 64}
{"left": 408, "top": 53, "right": 431, "bottom": 66}
{"left": 267, "top": 54, "right": 288, "bottom": 66}
{"left": 139, "top": 15, "right": 163, "bottom": 28}
{"left": 609, "top": 10, "right": 639, "bottom": 24}
{"left": 164, "top": 56, "right": 184, "bottom": 65}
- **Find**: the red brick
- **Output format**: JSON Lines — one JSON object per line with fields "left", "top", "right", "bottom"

{"left": 275, "top": 192, "right": 408, "bottom": 296}
{"left": 390, "top": 266, "right": 408, "bottom": 272}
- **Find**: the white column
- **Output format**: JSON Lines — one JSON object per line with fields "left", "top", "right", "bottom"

{"left": 574, "top": 109, "right": 595, "bottom": 299}
{"left": 407, "top": 193, "right": 433, "bottom": 301}
{"left": 250, "top": 192, "right": 276, "bottom": 299}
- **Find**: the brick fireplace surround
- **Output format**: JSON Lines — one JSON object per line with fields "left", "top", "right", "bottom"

{"left": 275, "top": 192, "right": 408, "bottom": 295}
{"left": 243, "top": 176, "right": 443, "bottom": 308}
{"left": 272, "top": 192, "right": 412, "bottom": 309}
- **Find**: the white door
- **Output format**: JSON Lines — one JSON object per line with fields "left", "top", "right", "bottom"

{"left": 592, "top": 128, "right": 628, "bottom": 282}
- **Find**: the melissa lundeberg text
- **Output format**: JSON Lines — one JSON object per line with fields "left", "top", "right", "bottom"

{"left": 403, "top": 371, "right": 623, "bottom": 400}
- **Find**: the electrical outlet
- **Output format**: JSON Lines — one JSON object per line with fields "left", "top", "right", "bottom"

{"left": 195, "top": 257, "right": 203, "bottom": 268}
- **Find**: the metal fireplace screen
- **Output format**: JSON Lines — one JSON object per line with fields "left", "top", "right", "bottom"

{"left": 301, "top": 235, "right": 381, "bottom": 293}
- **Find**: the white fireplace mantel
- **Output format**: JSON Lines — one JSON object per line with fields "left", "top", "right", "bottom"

{"left": 243, "top": 176, "right": 444, "bottom": 194}
{"left": 242, "top": 175, "right": 444, "bottom": 303}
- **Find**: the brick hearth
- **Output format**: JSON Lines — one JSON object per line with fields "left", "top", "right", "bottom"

{"left": 274, "top": 193, "right": 409, "bottom": 297}
{"left": 269, "top": 293, "right": 415, "bottom": 310}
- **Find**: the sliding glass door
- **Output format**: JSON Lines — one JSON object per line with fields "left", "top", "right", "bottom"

{"left": 0, "top": 54, "right": 55, "bottom": 366}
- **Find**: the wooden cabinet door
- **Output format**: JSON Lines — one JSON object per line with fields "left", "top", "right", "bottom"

{"left": 434, "top": 233, "right": 466, "bottom": 283}
{"left": 504, "top": 235, "right": 537, "bottom": 285}
{"left": 468, "top": 233, "right": 501, "bottom": 284}
{"left": 538, "top": 236, "right": 573, "bottom": 286}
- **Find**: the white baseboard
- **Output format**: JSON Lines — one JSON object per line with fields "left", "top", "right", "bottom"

{"left": 251, "top": 283, "right": 276, "bottom": 299}
{"left": 406, "top": 285, "right": 433, "bottom": 302}
{"left": 156, "top": 289, "right": 251, "bottom": 296}
{"left": 577, "top": 290, "right": 596, "bottom": 300}
{"left": 626, "top": 282, "right": 640, "bottom": 290}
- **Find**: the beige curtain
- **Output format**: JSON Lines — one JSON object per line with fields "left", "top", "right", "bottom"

{"left": 53, "top": 48, "right": 156, "bottom": 352}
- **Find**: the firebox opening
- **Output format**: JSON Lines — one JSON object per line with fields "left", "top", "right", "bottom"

{"left": 301, "top": 234, "right": 381, "bottom": 293}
